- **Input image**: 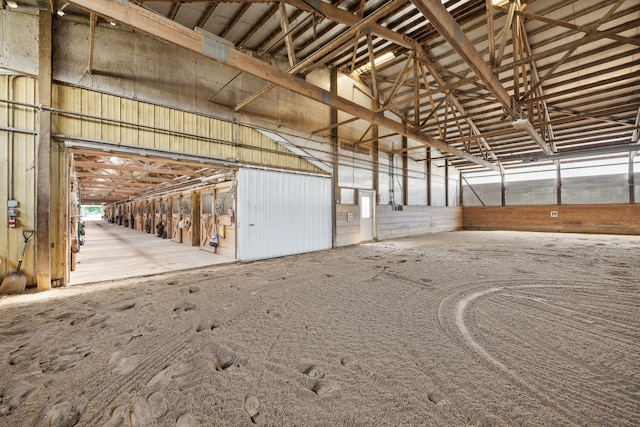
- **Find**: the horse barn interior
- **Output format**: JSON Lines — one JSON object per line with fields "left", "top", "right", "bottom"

{"left": 0, "top": 0, "right": 639, "bottom": 425}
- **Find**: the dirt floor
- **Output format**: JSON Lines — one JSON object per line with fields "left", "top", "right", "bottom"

{"left": 0, "top": 230, "right": 638, "bottom": 426}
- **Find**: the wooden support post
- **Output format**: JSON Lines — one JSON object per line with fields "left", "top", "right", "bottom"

{"left": 330, "top": 68, "right": 338, "bottom": 248}
{"left": 556, "top": 161, "right": 562, "bottom": 205}
{"left": 402, "top": 135, "right": 408, "bottom": 205}
{"left": 445, "top": 159, "right": 449, "bottom": 206}
{"left": 36, "top": 10, "right": 52, "bottom": 290}
{"left": 459, "top": 171, "right": 463, "bottom": 207}
{"left": 500, "top": 170, "right": 506, "bottom": 206}
{"left": 373, "top": 126, "right": 379, "bottom": 208}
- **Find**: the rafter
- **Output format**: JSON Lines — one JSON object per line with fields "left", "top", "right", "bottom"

{"left": 279, "top": 0, "right": 297, "bottom": 67}
{"left": 518, "top": 0, "right": 627, "bottom": 103}
{"left": 220, "top": 3, "right": 252, "bottom": 39}
{"left": 195, "top": 3, "right": 217, "bottom": 29}
{"left": 167, "top": 1, "right": 180, "bottom": 20}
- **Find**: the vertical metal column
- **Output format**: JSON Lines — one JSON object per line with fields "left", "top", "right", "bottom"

{"left": 629, "top": 153, "right": 635, "bottom": 204}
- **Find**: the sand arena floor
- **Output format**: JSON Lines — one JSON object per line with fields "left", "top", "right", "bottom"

{"left": 0, "top": 230, "right": 638, "bottom": 426}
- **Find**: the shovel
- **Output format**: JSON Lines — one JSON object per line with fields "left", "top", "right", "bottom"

{"left": 0, "top": 230, "right": 35, "bottom": 294}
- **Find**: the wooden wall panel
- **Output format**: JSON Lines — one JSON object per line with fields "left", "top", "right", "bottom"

{"left": 183, "top": 112, "right": 196, "bottom": 155}
{"left": 101, "top": 93, "right": 119, "bottom": 142}
{"left": 216, "top": 214, "right": 236, "bottom": 259}
{"left": 120, "top": 97, "right": 136, "bottom": 144}
{"left": 462, "top": 205, "right": 640, "bottom": 235}
{"left": 81, "top": 89, "right": 100, "bottom": 139}
{"left": 154, "top": 106, "right": 170, "bottom": 151}
{"left": 138, "top": 101, "right": 154, "bottom": 148}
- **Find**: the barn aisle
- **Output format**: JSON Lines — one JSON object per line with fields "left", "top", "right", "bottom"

{"left": 70, "top": 220, "right": 235, "bottom": 285}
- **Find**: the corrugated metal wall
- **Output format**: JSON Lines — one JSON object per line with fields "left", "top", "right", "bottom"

{"left": 53, "top": 85, "right": 323, "bottom": 174}
{"left": 0, "top": 75, "right": 38, "bottom": 282}
{"left": 237, "top": 168, "right": 332, "bottom": 261}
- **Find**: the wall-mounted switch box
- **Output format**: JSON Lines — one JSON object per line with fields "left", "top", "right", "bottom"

{"left": 550, "top": 210, "right": 558, "bottom": 217}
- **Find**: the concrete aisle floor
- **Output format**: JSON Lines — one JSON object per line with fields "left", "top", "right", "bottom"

{"left": 69, "top": 220, "right": 236, "bottom": 285}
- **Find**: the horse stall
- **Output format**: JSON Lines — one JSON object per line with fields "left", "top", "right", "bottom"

{"left": 198, "top": 180, "right": 236, "bottom": 258}
{"left": 121, "top": 202, "right": 130, "bottom": 228}
{"left": 213, "top": 182, "right": 236, "bottom": 259}
{"left": 154, "top": 197, "right": 169, "bottom": 238}
{"left": 118, "top": 202, "right": 125, "bottom": 226}
{"left": 171, "top": 195, "right": 182, "bottom": 243}
{"left": 199, "top": 187, "right": 216, "bottom": 253}
{"left": 178, "top": 191, "right": 199, "bottom": 246}
{"left": 142, "top": 199, "right": 153, "bottom": 234}
{"left": 133, "top": 201, "right": 143, "bottom": 231}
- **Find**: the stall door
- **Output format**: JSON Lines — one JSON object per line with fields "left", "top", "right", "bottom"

{"left": 154, "top": 199, "right": 163, "bottom": 236}
{"left": 161, "top": 198, "right": 170, "bottom": 238}
{"left": 180, "top": 195, "right": 194, "bottom": 245}
{"left": 171, "top": 196, "right": 182, "bottom": 243}
{"left": 200, "top": 191, "right": 216, "bottom": 252}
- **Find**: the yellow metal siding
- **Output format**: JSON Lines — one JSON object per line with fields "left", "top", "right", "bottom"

{"left": 52, "top": 85, "right": 322, "bottom": 173}
{"left": 0, "top": 75, "right": 38, "bottom": 284}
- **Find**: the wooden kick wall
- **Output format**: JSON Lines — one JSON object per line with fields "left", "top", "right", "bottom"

{"left": 462, "top": 205, "right": 640, "bottom": 235}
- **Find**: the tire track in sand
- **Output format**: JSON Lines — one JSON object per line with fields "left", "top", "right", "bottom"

{"left": 438, "top": 282, "right": 594, "bottom": 425}
{"left": 437, "top": 280, "right": 640, "bottom": 425}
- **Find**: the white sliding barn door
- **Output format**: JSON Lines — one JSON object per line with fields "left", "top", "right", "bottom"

{"left": 238, "top": 168, "right": 332, "bottom": 261}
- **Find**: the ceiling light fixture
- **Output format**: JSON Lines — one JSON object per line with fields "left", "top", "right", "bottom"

{"left": 6, "top": 1, "right": 18, "bottom": 8}
{"left": 512, "top": 118, "right": 553, "bottom": 155}
{"left": 57, "top": 2, "right": 69, "bottom": 16}
{"left": 352, "top": 51, "right": 396, "bottom": 76}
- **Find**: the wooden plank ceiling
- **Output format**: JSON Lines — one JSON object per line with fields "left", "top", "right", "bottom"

{"left": 70, "top": 149, "right": 235, "bottom": 204}
{"left": 13, "top": 0, "right": 640, "bottom": 200}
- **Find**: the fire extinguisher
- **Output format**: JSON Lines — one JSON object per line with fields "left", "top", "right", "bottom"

{"left": 228, "top": 207, "right": 234, "bottom": 224}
